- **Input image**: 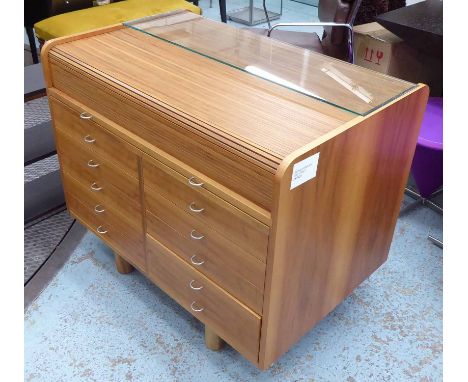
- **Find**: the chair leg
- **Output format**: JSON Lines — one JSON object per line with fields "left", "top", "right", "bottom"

{"left": 428, "top": 234, "right": 443, "bottom": 249}
{"left": 400, "top": 187, "right": 443, "bottom": 216}
{"left": 25, "top": 27, "right": 39, "bottom": 64}
{"left": 219, "top": 0, "right": 227, "bottom": 23}
{"left": 205, "top": 325, "right": 223, "bottom": 350}
{"left": 114, "top": 253, "right": 134, "bottom": 274}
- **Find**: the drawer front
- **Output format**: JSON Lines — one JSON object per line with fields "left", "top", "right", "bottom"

{"left": 143, "top": 158, "right": 268, "bottom": 262}
{"left": 146, "top": 211, "right": 264, "bottom": 314}
{"left": 62, "top": 171, "right": 142, "bottom": 229}
{"left": 146, "top": 190, "right": 265, "bottom": 280}
{"left": 56, "top": 129, "right": 141, "bottom": 204}
{"left": 49, "top": 59, "right": 274, "bottom": 210}
{"left": 66, "top": 190, "right": 145, "bottom": 271}
{"left": 49, "top": 96, "right": 138, "bottom": 178}
{"left": 146, "top": 234, "right": 260, "bottom": 364}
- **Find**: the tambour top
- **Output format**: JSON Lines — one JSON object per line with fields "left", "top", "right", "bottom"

{"left": 125, "top": 10, "right": 416, "bottom": 116}
{"left": 49, "top": 10, "right": 416, "bottom": 168}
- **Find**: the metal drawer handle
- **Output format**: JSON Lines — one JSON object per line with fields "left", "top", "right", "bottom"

{"left": 190, "top": 254, "right": 205, "bottom": 266}
{"left": 96, "top": 225, "right": 107, "bottom": 234}
{"left": 188, "top": 176, "right": 204, "bottom": 187}
{"left": 80, "top": 112, "right": 92, "bottom": 120}
{"left": 94, "top": 205, "right": 105, "bottom": 213}
{"left": 189, "top": 202, "right": 204, "bottom": 213}
{"left": 190, "top": 301, "right": 204, "bottom": 312}
{"left": 189, "top": 280, "right": 204, "bottom": 291}
{"left": 190, "top": 229, "right": 204, "bottom": 240}
{"left": 84, "top": 135, "right": 95, "bottom": 143}
{"left": 87, "top": 159, "right": 100, "bottom": 168}
{"left": 91, "top": 182, "right": 102, "bottom": 191}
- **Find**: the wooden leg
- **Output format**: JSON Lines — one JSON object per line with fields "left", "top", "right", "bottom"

{"left": 205, "top": 325, "right": 223, "bottom": 351}
{"left": 114, "top": 253, "right": 134, "bottom": 274}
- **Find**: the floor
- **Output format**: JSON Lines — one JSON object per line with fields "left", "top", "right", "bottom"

{"left": 24, "top": 194, "right": 442, "bottom": 381}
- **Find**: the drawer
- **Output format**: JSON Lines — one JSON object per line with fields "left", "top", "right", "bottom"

{"left": 56, "top": 129, "right": 141, "bottom": 204}
{"left": 49, "top": 58, "right": 274, "bottom": 210}
{"left": 146, "top": 211, "right": 264, "bottom": 314}
{"left": 146, "top": 190, "right": 265, "bottom": 277}
{"left": 49, "top": 96, "right": 138, "bottom": 178}
{"left": 66, "top": 191, "right": 145, "bottom": 271}
{"left": 62, "top": 171, "right": 142, "bottom": 229}
{"left": 146, "top": 234, "right": 261, "bottom": 364}
{"left": 143, "top": 158, "right": 269, "bottom": 262}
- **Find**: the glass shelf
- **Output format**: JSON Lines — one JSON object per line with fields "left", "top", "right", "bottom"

{"left": 124, "top": 10, "right": 417, "bottom": 116}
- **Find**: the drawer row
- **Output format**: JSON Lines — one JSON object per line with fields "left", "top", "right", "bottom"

{"left": 50, "top": 94, "right": 267, "bottom": 363}
{"left": 52, "top": 97, "right": 145, "bottom": 270}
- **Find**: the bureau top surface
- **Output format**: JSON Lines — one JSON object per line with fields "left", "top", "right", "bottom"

{"left": 48, "top": 11, "right": 415, "bottom": 167}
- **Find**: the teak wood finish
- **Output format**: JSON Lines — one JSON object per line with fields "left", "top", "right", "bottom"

{"left": 42, "top": 16, "right": 429, "bottom": 370}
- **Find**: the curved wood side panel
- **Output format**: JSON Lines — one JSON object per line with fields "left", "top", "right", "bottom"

{"left": 258, "top": 85, "right": 429, "bottom": 369}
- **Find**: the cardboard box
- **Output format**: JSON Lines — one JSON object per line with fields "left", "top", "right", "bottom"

{"left": 353, "top": 22, "right": 442, "bottom": 95}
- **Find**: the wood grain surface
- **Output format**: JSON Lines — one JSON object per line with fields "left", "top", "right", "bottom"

{"left": 48, "top": 88, "right": 272, "bottom": 224}
{"left": 258, "top": 85, "right": 429, "bottom": 368}
{"left": 51, "top": 27, "right": 353, "bottom": 160}
{"left": 49, "top": 58, "right": 276, "bottom": 210}
{"left": 146, "top": 234, "right": 261, "bottom": 364}
{"left": 49, "top": 96, "right": 139, "bottom": 177}
{"left": 42, "top": 20, "right": 429, "bottom": 369}
{"left": 143, "top": 157, "right": 269, "bottom": 259}
{"left": 146, "top": 210, "right": 265, "bottom": 314}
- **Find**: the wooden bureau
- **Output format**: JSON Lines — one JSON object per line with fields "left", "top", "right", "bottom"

{"left": 42, "top": 11, "right": 429, "bottom": 369}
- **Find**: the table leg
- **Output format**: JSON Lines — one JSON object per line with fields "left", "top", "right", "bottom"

{"left": 205, "top": 325, "right": 223, "bottom": 350}
{"left": 114, "top": 253, "right": 134, "bottom": 274}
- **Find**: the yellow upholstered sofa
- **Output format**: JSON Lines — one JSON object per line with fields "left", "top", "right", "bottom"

{"left": 34, "top": 0, "right": 201, "bottom": 42}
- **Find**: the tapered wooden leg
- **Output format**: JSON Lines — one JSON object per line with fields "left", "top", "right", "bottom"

{"left": 205, "top": 325, "right": 223, "bottom": 351}
{"left": 114, "top": 253, "right": 134, "bottom": 274}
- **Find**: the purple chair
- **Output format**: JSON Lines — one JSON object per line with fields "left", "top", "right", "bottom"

{"left": 411, "top": 98, "right": 443, "bottom": 198}
{"left": 404, "top": 97, "right": 443, "bottom": 247}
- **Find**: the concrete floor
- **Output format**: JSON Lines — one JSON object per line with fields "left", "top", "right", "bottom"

{"left": 24, "top": 194, "right": 442, "bottom": 381}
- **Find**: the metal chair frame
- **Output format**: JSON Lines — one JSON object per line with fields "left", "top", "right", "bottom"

{"left": 261, "top": 0, "right": 362, "bottom": 63}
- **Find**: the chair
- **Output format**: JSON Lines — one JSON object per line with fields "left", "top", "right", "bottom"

{"left": 246, "top": 0, "right": 362, "bottom": 62}
{"left": 403, "top": 97, "right": 443, "bottom": 248}
{"left": 405, "top": 97, "right": 443, "bottom": 211}
{"left": 33, "top": 0, "right": 201, "bottom": 44}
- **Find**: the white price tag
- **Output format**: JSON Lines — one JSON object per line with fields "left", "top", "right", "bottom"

{"left": 290, "top": 152, "right": 320, "bottom": 190}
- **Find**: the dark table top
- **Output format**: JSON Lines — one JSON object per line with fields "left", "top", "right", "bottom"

{"left": 376, "top": 0, "right": 443, "bottom": 58}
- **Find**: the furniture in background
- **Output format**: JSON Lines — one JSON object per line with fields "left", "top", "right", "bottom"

{"left": 247, "top": 0, "right": 362, "bottom": 62}
{"left": 227, "top": 0, "right": 283, "bottom": 26}
{"left": 376, "top": 0, "right": 442, "bottom": 96}
{"left": 355, "top": 0, "right": 406, "bottom": 25}
{"left": 291, "top": 0, "right": 319, "bottom": 6}
{"left": 376, "top": 0, "right": 442, "bottom": 58}
{"left": 32, "top": 0, "right": 201, "bottom": 44}
{"left": 25, "top": 0, "right": 109, "bottom": 63}
{"left": 409, "top": 98, "right": 443, "bottom": 206}
{"left": 404, "top": 97, "right": 443, "bottom": 247}
{"left": 42, "top": 10, "right": 428, "bottom": 369}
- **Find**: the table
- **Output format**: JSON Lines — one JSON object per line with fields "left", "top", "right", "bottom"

{"left": 376, "top": 0, "right": 443, "bottom": 58}
{"left": 42, "top": 10, "right": 428, "bottom": 369}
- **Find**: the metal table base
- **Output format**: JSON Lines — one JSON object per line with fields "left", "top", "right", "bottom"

{"left": 227, "top": 1, "right": 282, "bottom": 26}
